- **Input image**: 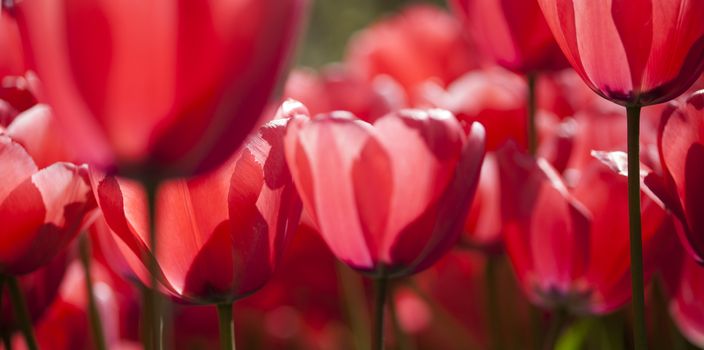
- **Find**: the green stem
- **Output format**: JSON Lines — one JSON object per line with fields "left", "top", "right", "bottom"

{"left": 0, "top": 277, "right": 12, "bottom": 350}
{"left": 79, "top": 234, "right": 107, "bottom": 350}
{"left": 217, "top": 303, "right": 235, "bottom": 350}
{"left": 485, "top": 256, "right": 503, "bottom": 350}
{"left": 6, "top": 277, "right": 37, "bottom": 350}
{"left": 527, "top": 73, "right": 538, "bottom": 156}
{"left": 0, "top": 278, "right": 9, "bottom": 350}
{"left": 627, "top": 105, "right": 647, "bottom": 350}
{"left": 373, "top": 274, "right": 388, "bottom": 350}
{"left": 141, "top": 179, "right": 162, "bottom": 350}
{"left": 336, "top": 263, "right": 370, "bottom": 350}
{"left": 543, "top": 308, "right": 566, "bottom": 350}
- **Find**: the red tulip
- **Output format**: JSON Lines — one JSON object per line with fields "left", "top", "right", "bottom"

{"left": 669, "top": 254, "right": 704, "bottom": 348}
{"left": 345, "top": 4, "right": 477, "bottom": 103}
{"left": 89, "top": 216, "right": 141, "bottom": 343}
{"left": 5, "top": 104, "right": 74, "bottom": 168}
{"left": 91, "top": 103, "right": 304, "bottom": 303}
{"left": 0, "top": 134, "right": 93, "bottom": 275}
{"left": 0, "top": 251, "right": 68, "bottom": 334}
{"left": 537, "top": 0, "right": 704, "bottom": 106}
{"left": 284, "top": 109, "right": 485, "bottom": 276}
{"left": 462, "top": 155, "right": 502, "bottom": 249}
{"left": 13, "top": 0, "right": 308, "bottom": 178}
{"left": 170, "top": 224, "right": 349, "bottom": 350}
{"left": 498, "top": 145, "right": 669, "bottom": 313}
{"left": 283, "top": 66, "right": 407, "bottom": 124}
{"left": 2, "top": 259, "right": 142, "bottom": 350}
{"left": 31, "top": 261, "right": 122, "bottom": 350}
{"left": 449, "top": 0, "right": 567, "bottom": 73}
{"left": 0, "top": 74, "right": 39, "bottom": 126}
{"left": 419, "top": 67, "right": 528, "bottom": 151}
{"left": 654, "top": 90, "right": 704, "bottom": 262}
{"left": 0, "top": 12, "right": 24, "bottom": 78}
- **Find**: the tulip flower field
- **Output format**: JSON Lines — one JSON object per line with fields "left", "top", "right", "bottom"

{"left": 1, "top": 0, "right": 704, "bottom": 349}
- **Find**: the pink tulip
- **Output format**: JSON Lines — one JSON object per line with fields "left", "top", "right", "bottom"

{"left": 13, "top": 0, "right": 308, "bottom": 178}
{"left": 449, "top": 0, "right": 567, "bottom": 73}
{"left": 90, "top": 102, "right": 304, "bottom": 303}
{"left": 0, "top": 134, "right": 93, "bottom": 275}
{"left": 345, "top": 4, "right": 477, "bottom": 103}
{"left": 498, "top": 144, "right": 670, "bottom": 313}
{"left": 654, "top": 90, "right": 704, "bottom": 262}
{"left": 670, "top": 254, "right": 704, "bottom": 347}
{"left": 284, "top": 109, "right": 485, "bottom": 276}
{"left": 282, "top": 66, "right": 407, "bottom": 124}
{"left": 0, "top": 12, "right": 24, "bottom": 78}
{"left": 537, "top": 0, "right": 704, "bottom": 106}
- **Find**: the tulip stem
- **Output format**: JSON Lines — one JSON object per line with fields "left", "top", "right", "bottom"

{"left": 485, "top": 256, "right": 503, "bottom": 350}
{"left": 527, "top": 73, "right": 538, "bottom": 156}
{"left": 337, "top": 263, "right": 370, "bottom": 350}
{"left": 373, "top": 273, "right": 388, "bottom": 350}
{"left": 79, "top": 233, "right": 107, "bottom": 350}
{"left": 217, "top": 303, "right": 236, "bottom": 350}
{"left": 543, "top": 308, "right": 567, "bottom": 350}
{"left": 142, "top": 179, "right": 163, "bottom": 350}
{"left": 6, "top": 277, "right": 37, "bottom": 350}
{"left": 626, "top": 104, "right": 647, "bottom": 350}
{"left": 0, "top": 278, "right": 9, "bottom": 350}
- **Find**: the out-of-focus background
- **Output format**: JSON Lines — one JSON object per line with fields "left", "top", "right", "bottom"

{"left": 298, "top": 0, "right": 445, "bottom": 67}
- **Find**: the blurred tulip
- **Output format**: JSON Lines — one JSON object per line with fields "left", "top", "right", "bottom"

{"left": 537, "top": 0, "right": 704, "bottom": 106}
{"left": 462, "top": 155, "right": 502, "bottom": 249}
{"left": 283, "top": 66, "right": 407, "bottom": 123}
{"left": 346, "top": 4, "right": 477, "bottom": 104}
{"left": 1, "top": 259, "right": 142, "bottom": 350}
{"left": 88, "top": 216, "right": 141, "bottom": 343}
{"left": 498, "top": 145, "right": 669, "bottom": 314}
{"left": 4, "top": 104, "right": 74, "bottom": 168}
{"left": 654, "top": 90, "right": 704, "bottom": 263}
{"left": 27, "top": 261, "right": 120, "bottom": 350}
{"left": 405, "top": 251, "right": 487, "bottom": 349}
{"left": 284, "top": 109, "right": 485, "bottom": 277}
{"left": 14, "top": 0, "right": 308, "bottom": 178}
{"left": 0, "top": 134, "right": 93, "bottom": 275}
{"left": 170, "top": 224, "right": 349, "bottom": 350}
{"left": 0, "top": 74, "right": 39, "bottom": 126}
{"left": 449, "top": 0, "right": 567, "bottom": 73}
{"left": 239, "top": 224, "right": 346, "bottom": 348}
{"left": 0, "top": 12, "right": 24, "bottom": 78}
{"left": 0, "top": 251, "right": 68, "bottom": 335}
{"left": 669, "top": 254, "right": 704, "bottom": 348}
{"left": 419, "top": 67, "right": 528, "bottom": 151}
{"left": 91, "top": 104, "right": 304, "bottom": 304}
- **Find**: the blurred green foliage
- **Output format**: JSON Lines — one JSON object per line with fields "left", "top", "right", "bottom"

{"left": 297, "top": 0, "right": 446, "bottom": 67}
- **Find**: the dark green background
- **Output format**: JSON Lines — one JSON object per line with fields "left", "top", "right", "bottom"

{"left": 297, "top": 0, "right": 446, "bottom": 67}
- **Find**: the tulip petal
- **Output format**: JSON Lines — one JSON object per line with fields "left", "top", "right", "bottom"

{"left": 498, "top": 144, "right": 591, "bottom": 307}
{"left": 6, "top": 105, "right": 72, "bottom": 168}
{"left": 0, "top": 163, "right": 91, "bottom": 274}
{"left": 0, "top": 135, "right": 37, "bottom": 203}
{"left": 659, "top": 92, "right": 704, "bottom": 261}
{"left": 391, "top": 122, "right": 485, "bottom": 275}
{"left": 285, "top": 113, "right": 376, "bottom": 270}
{"left": 375, "top": 110, "right": 466, "bottom": 269}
